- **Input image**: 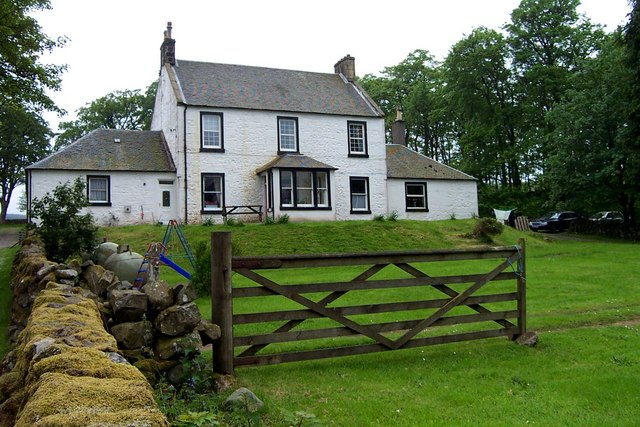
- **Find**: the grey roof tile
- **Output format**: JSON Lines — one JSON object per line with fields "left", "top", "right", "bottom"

{"left": 27, "top": 129, "right": 176, "bottom": 172}
{"left": 386, "top": 144, "right": 476, "bottom": 181}
{"left": 256, "top": 154, "right": 337, "bottom": 174}
{"left": 173, "top": 60, "right": 382, "bottom": 117}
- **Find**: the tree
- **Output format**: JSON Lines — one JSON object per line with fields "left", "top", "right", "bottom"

{"left": 30, "top": 178, "right": 98, "bottom": 262}
{"left": 0, "top": 105, "right": 51, "bottom": 222}
{"left": 54, "top": 81, "right": 158, "bottom": 150}
{"left": 444, "top": 27, "right": 523, "bottom": 188}
{"left": 360, "top": 50, "right": 453, "bottom": 162}
{"left": 547, "top": 33, "right": 637, "bottom": 225}
{"left": 0, "top": 0, "right": 66, "bottom": 112}
{"left": 505, "top": 0, "right": 604, "bottom": 177}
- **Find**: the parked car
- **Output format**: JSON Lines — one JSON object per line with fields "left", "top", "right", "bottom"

{"left": 589, "top": 211, "right": 624, "bottom": 224}
{"left": 529, "top": 211, "right": 580, "bottom": 232}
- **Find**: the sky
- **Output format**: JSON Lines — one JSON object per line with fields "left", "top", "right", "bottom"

{"left": 10, "top": 0, "right": 632, "bottom": 214}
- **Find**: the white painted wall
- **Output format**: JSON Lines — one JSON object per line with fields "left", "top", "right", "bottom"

{"left": 179, "top": 107, "right": 386, "bottom": 223}
{"left": 387, "top": 179, "right": 478, "bottom": 220}
{"left": 28, "top": 170, "right": 178, "bottom": 226}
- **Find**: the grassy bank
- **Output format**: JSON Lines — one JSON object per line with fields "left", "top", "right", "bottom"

{"left": 4, "top": 220, "right": 639, "bottom": 425}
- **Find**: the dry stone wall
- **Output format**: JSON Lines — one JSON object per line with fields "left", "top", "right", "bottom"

{"left": 0, "top": 236, "right": 220, "bottom": 426}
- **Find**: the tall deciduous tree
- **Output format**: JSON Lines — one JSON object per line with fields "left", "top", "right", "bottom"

{"left": 0, "top": 105, "right": 51, "bottom": 222}
{"left": 0, "top": 0, "right": 65, "bottom": 222}
{"left": 0, "top": 0, "right": 66, "bottom": 112}
{"left": 505, "top": 0, "right": 604, "bottom": 176}
{"left": 547, "top": 33, "right": 637, "bottom": 225}
{"left": 54, "top": 82, "right": 158, "bottom": 150}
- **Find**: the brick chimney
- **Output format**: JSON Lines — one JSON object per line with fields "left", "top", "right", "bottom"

{"left": 334, "top": 55, "right": 356, "bottom": 82}
{"left": 391, "top": 107, "right": 406, "bottom": 146}
{"left": 160, "top": 22, "right": 175, "bottom": 67}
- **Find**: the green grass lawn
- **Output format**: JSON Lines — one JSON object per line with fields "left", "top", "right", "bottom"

{"left": 3, "top": 220, "right": 639, "bottom": 425}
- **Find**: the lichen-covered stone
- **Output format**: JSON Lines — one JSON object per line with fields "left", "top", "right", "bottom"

{"left": 173, "top": 283, "right": 197, "bottom": 305}
{"left": 109, "top": 289, "right": 148, "bottom": 323}
{"left": 155, "top": 331, "right": 202, "bottom": 360}
{"left": 154, "top": 303, "right": 201, "bottom": 336}
{"left": 110, "top": 320, "right": 155, "bottom": 350}
{"left": 223, "top": 387, "right": 264, "bottom": 413}
{"left": 142, "top": 280, "right": 173, "bottom": 311}
{"left": 84, "top": 264, "right": 116, "bottom": 297}
{"left": 55, "top": 269, "right": 78, "bottom": 281}
{"left": 197, "top": 319, "right": 221, "bottom": 345}
{"left": 14, "top": 372, "right": 168, "bottom": 427}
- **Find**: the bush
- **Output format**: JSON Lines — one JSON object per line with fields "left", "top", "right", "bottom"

{"left": 30, "top": 178, "right": 98, "bottom": 262}
{"left": 190, "top": 240, "right": 242, "bottom": 297}
{"left": 466, "top": 217, "right": 504, "bottom": 244}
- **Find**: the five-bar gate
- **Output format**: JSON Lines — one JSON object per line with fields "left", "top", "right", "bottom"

{"left": 211, "top": 232, "right": 526, "bottom": 374}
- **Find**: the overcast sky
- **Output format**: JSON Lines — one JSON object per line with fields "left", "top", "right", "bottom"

{"left": 11, "top": 0, "right": 631, "bottom": 214}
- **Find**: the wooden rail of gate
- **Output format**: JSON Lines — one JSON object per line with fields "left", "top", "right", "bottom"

{"left": 211, "top": 232, "right": 526, "bottom": 375}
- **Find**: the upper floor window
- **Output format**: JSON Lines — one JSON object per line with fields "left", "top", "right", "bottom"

{"left": 405, "top": 182, "right": 428, "bottom": 211}
{"left": 280, "top": 169, "right": 330, "bottom": 209}
{"left": 349, "top": 176, "right": 370, "bottom": 214}
{"left": 202, "top": 173, "right": 225, "bottom": 212}
{"left": 87, "top": 175, "right": 111, "bottom": 205}
{"left": 278, "top": 117, "right": 299, "bottom": 153}
{"left": 201, "top": 112, "right": 224, "bottom": 151}
{"left": 348, "top": 121, "right": 368, "bottom": 157}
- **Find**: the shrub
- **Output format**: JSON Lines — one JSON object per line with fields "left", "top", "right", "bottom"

{"left": 30, "top": 178, "right": 98, "bottom": 262}
{"left": 190, "top": 240, "right": 242, "bottom": 297}
{"left": 386, "top": 211, "right": 399, "bottom": 221}
{"left": 466, "top": 217, "right": 504, "bottom": 244}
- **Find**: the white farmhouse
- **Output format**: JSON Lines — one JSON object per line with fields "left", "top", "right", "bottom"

{"left": 26, "top": 23, "right": 478, "bottom": 225}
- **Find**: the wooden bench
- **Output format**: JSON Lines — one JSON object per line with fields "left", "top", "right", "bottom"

{"left": 222, "top": 205, "right": 263, "bottom": 222}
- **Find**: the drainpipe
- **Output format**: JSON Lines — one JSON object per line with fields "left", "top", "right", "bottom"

{"left": 183, "top": 105, "right": 188, "bottom": 224}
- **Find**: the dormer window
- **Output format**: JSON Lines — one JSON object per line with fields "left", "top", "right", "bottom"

{"left": 201, "top": 112, "right": 224, "bottom": 152}
{"left": 278, "top": 117, "right": 299, "bottom": 153}
{"left": 348, "top": 121, "right": 368, "bottom": 157}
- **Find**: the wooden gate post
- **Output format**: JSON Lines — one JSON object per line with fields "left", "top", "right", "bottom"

{"left": 211, "top": 231, "right": 234, "bottom": 375}
{"left": 516, "top": 238, "right": 527, "bottom": 338}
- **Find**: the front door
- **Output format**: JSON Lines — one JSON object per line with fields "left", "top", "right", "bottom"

{"left": 159, "top": 182, "right": 177, "bottom": 223}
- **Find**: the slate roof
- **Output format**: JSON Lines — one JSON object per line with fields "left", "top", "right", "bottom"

{"left": 172, "top": 60, "right": 383, "bottom": 117}
{"left": 27, "top": 129, "right": 176, "bottom": 172}
{"left": 386, "top": 144, "right": 476, "bottom": 181}
{"left": 256, "top": 154, "right": 337, "bottom": 174}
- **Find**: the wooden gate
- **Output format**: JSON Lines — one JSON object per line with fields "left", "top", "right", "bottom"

{"left": 211, "top": 232, "right": 526, "bottom": 374}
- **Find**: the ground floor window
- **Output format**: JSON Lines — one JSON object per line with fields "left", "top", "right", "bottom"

{"left": 202, "top": 173, "right": 224, "bottom": 212}
{"left": 280, "top": 169, "right": 330, "bottom": 209}
{"left": 87, "top": 175, "right": 110, "bottom": 205}
{"left": 349, "top": 176, "right": 370, "bottom": 213}
{"left": 405, "top": 182, "right": 428, "bottom": 211}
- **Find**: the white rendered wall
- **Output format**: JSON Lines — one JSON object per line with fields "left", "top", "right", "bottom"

{"left": 28, "top": 170, "right": 178, "bottom": 226}
{"left": 181, "top": 107, "right": 386, "bottom": 223}
{"left": 387, "top": 179, "right": 478, "bottom": 220}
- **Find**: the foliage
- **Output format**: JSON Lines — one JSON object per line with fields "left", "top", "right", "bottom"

{"left": 190, "top": 241, "right": 211, "bottom": 297}
{"left": 0, "top": 104, "right": 52, "bottom": 222}
{"left": 54, "top": 81, "right": 157, "bottom": 150}
{"left": 223, "top": 217, "right": 244, "bottom": 227}
{"left": 30, "top": 177, "right": 98, "bottom": 262}
{"left": 547, "top": 32, "right": 638, "bottom": 225}
{"left": 0, "top": 0, "right": 66, "bottom": 113}
{"left": 263, "top": 214, "right": 289, "bottom": 225}
{"left": 465, "top": 217, "right": 505, "bottom": 243}
{"left": 385, "top": 211, "right": 398, "bottom": 222}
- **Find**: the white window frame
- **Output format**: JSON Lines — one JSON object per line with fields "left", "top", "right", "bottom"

{"left": 201, "top": 113, "right": 223, "bottom": 150}
{"left": 279, "top": 169, "right": 331, "bottom": 209}
{"left": 405, "top": 182, "right": 428, "bottom": 211}
{"left": 278, "top": 117, "right": 299, "bottom": 153}
{"left": 87, "top": 175, "right": 110, "bottom": 205}
{"left": 350, "top": 176, "right": 370, "bottom": 213}
{"left": 202, "top": 173, "right": 224, "bottom": 212}
{"left": 348, "top": 121, "right": 368, "bottom": 157}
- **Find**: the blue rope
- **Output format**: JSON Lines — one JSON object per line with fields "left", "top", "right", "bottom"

{"left": 507, "top": 244, "right": 526, "bottom": 281}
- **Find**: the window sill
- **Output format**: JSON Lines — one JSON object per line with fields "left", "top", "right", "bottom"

{"left": 88, "top": 202, "right": 112, "bottom": 207}
{"left": 280, "top": 206, "right": 333, "bottom": 211}
{"left": 278, "top": 150, "right": 299, "bottom": 155}
{"left": 350, "top": 210, "right": 371, "bottom": 214}
{"left": 201, "top": 209, "right": 223, "bottom": 214}
{"left": 348, "top": 153, "right": 369, "bottom": 158}
{"left": 200, "top": 147, "right": 225, "bottom": 153}
{"left": 406, "top": 208, "right": 429, "bottom": 212}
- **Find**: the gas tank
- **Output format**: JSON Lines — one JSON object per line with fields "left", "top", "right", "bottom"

{"left": 104, "top": 246, "right": 144, "bottom": 284}
{"left": 95, "top": 241, "right": 119, "bottom": 266}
